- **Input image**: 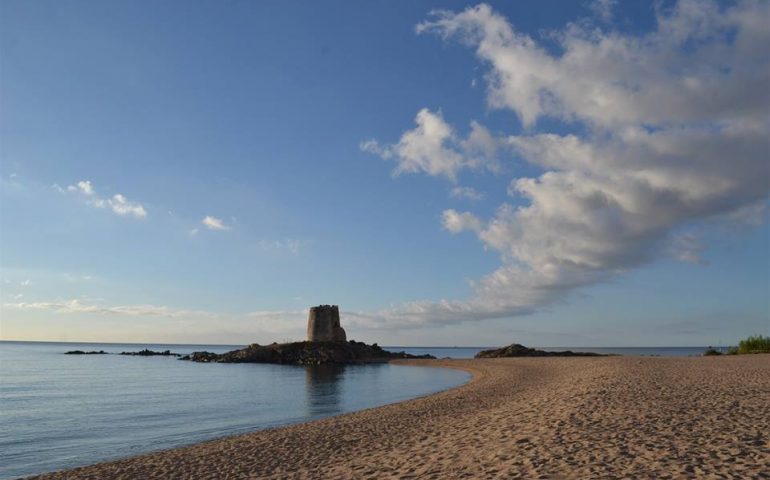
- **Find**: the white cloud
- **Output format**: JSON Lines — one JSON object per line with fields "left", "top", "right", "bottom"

{"left": 202, "top": 216, "right": 230, "bottom": 230}
{"left": 361, "top": 109, "right": 499, "bottom": 181}
{"left": 68, "top": 180, "right": 94, "bottom": 195}
{"left": 3, "top": 299, "right": 217, "bottom": 319}
{"left": 359, "top": 139, "right": 393, "bottom": 160}
{"left": 107, "top": 194, "right": 147, "bottom": 218}
{"left": 417, "top": 2, "right": 769, "bottom": 129}
{"left": 357, "top": 1, "right": 770, "bottom": 328}
{"left": 450, "top": 186, "right": 485, "bottom": 201}
{"left": 361, "top": 109, "right": 464, "bottom": 181}
{"left": 461, "top": 121, "right": 501, "bottom": 172}
{"left": 63, "top": 180, "right": 147, "bottom": 219}
{"left": 442, "top": 209, "right": 483, "bottom": 234}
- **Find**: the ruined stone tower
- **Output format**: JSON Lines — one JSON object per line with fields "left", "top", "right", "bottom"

{"left": 307, "top": 305, "right": 346, "bottom": 342}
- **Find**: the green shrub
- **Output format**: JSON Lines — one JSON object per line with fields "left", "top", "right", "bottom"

{"left": 738, "top": 335, "right": 770, "bottom": 354}
{"left": 726, "top": 346, "right": 739, "bottom": 355}
{"left": 703, "top": 347, "right": 722, "bottom": 356}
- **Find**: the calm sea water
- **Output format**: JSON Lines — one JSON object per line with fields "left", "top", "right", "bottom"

{"left": 0, "top": 341, "right": 470, "bottom": 480}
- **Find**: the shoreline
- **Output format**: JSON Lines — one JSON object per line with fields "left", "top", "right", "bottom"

{"left": 29, "top": 355, "right": 770, "bottom": 479}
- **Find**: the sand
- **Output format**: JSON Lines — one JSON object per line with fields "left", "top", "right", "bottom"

{"left": 30, "top": 355, "right": 770, "bottom": 479}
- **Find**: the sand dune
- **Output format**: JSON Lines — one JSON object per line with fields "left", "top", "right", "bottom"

{"left": 30, "top": 355, "right": 770, "bottom": 479}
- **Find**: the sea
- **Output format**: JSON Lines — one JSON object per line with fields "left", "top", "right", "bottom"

{"left": 0, "top": 341, "right": 708, "bottom": 479}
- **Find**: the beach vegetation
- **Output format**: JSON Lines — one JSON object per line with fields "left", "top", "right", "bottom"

{"left": 705, "top": 336, "right": 770, "bottom": 356}
{"left": 737, "top": 335, "right": 770, "bottom": 354}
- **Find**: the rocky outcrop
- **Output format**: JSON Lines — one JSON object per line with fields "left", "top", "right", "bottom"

{"left": 65, "top": 349, "right": 181, "bottom": 356}
{"left": 179, "top": 341, "right": 435, "bottom": 365}
{"left": 307, "top": 305, "right": 346, "bottom": 342}
{"left": 475, "top": 343, "right": 607, "bottom": 358}
{"left": 120, "top": 349, "right": 181, "bottom": 357}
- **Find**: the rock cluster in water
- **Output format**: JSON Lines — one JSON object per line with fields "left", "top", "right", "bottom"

{"left": 120, "top": 349, "right": 181, "bottom": 357}
{"left": 179, "top": 341, "right": 434, "bottom": 365}
{"left": 65, "top": 349, "right": 181, "bottom": 356}
{"left": 65, "top": 306, "right": 436, "bottom": 365}
{"left": 475, "top": 343, "right": 607, "bottom": 358}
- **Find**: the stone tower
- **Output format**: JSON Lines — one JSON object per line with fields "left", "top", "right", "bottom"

{"left": 307, "top": 305, "right": 347, "bottom": 342}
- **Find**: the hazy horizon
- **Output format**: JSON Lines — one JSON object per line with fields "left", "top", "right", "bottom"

{"left": 0, "top": 339, "right": 731, "bottom": 349}
{"left": 1, "top": 0, "right": 768, "bottom": 347}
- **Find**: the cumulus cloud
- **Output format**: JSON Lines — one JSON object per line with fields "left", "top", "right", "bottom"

{"left": 202, "top": 216, "right": 230, "bottom": 230}
{"left": 108, "top": 194, "right": 147, "bottom": 218}
{"left": 442, "top": 209, "right": 483, "bottom": 234}
{"left": 64, "top": 180, "right": 147, "bottom": 218}
{"left": 68, "top": 180, "right": 94, "bottom": 196}
{"left": 416, "top": 2, "right": 769, "bottom": 129}
{"left": 358, "top": 1, "right": 770, "bottom": 328}
{"left": 361, "top": 108, "right": 499, "bottom": 181}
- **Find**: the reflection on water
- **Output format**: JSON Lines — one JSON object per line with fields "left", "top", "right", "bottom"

{"left": 305, "top": 365, "right": 344, "bottom": 416}
{"left": 0, "top": 342, "right": 470, "bottom": 480}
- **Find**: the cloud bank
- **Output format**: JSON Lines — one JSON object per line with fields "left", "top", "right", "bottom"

{"left": 3, "top": 299, "right": 214, "bottom": 318}
{"left": 360, "top": 0, "right": 770, "bottom": 328}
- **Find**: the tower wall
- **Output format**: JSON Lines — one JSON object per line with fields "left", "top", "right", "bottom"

{"left": 307, "top": 305, "right": 347, "bottom": 342}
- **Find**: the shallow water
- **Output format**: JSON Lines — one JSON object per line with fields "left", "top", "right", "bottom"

{"left": 0, "top": 341, "right": 470, "bottom": 479}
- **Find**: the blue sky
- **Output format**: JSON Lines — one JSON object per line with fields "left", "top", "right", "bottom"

{"left": 1, "top": 0, "right": 768, "bottom": 346}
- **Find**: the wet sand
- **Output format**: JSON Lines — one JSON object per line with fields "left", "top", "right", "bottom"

{"left": 31, "top": 355, "right": 770, "bottom": 479}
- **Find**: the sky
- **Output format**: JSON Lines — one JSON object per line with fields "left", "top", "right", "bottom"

{"left": 1, "top": 0, "right": 768, "bottom": 347}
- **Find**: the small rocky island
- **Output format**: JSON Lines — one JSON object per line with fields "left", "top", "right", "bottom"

{"left": 65, "top": 349, "right": 182, "bottom": 356}
{"left": 475, "top": 343, "right": 607, "bottom": 358}
{"left": 180, "top": 305, "right": 434, "bottom": 365}
{"left": 120, "top": 349, "right": 180, "bottom": 357}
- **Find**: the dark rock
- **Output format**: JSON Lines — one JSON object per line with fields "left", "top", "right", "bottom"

{"left": 475, "top": 343, "right": 607, "bottom": 358}
{"left": 179, "top": 340, "right": 435, "bottom": 365}
{"left": 65, "top": 350, "right": 107, "bottom": 355}
{"left": 120, "top": 349, "right": 181, "bottom": 357}
{"left": 179, "top": 351, "right": 219, "bottom": 362}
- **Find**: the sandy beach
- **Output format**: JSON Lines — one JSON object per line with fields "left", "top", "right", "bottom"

{"left": 30, "top": 355, "right": 770, "bottom": 479}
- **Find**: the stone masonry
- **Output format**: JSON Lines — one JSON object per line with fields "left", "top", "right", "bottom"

{"left": 306, "top": 305, "right": 347, "bottom": 342}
